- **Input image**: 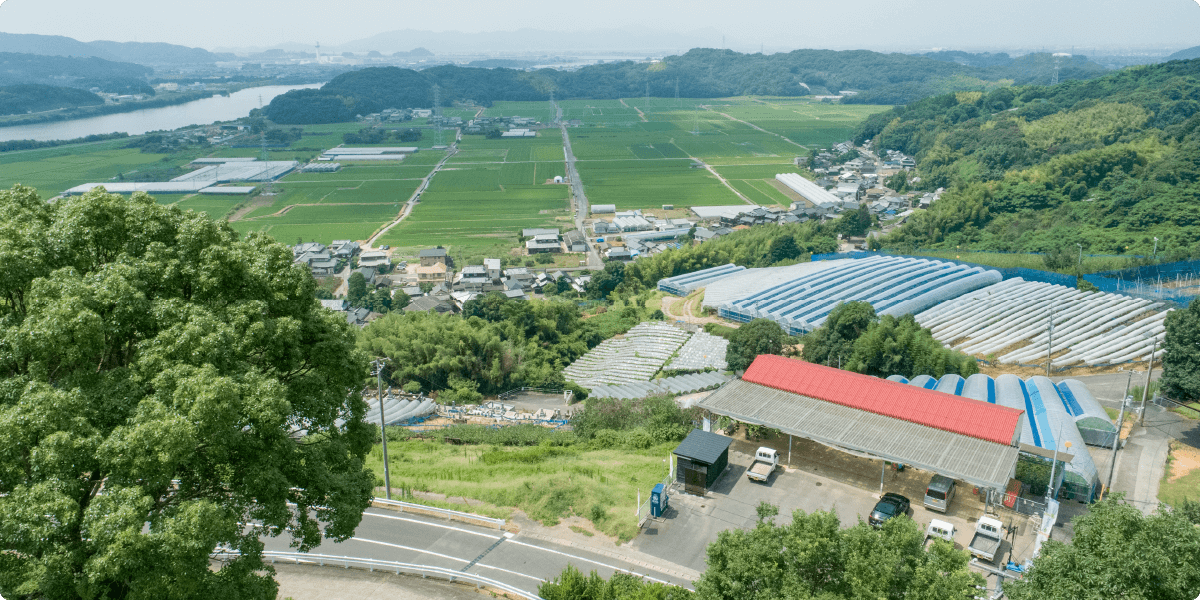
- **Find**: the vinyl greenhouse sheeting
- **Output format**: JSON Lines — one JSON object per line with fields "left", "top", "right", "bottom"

{"left": 700, "top": 261, "right": 845, "bottom": 309}
{"left": 563, "top": 322, "right": 692, "bottom": 388}
{"left": 657, "top": 263, "right": 746, "bottom": 295}
{"left": 915, "top": 279, "right": 1170, "bottom": 367}
{"left": 900, "top": 372, "right": 1102, "bottom": 499}
{"left": 720, "top": 255, "right": 1002, "bottom": 335}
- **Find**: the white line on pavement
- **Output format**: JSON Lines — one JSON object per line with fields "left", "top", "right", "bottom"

{"left": 351, "top": 536, "right": 469, "bottom": 564}
{"left": 505, "top": 539, "right": 674, "bottom": 586}
{"left": 363, "top": 510, "right": 502, "bottom": 540}
{"left": 471, "top": 562, "right": 547, "bottom": 583}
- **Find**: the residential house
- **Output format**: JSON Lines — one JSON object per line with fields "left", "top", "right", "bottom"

{"left": 418, "top": 247, "right": 452, "bottom": 268}
{"left": 405, "top": 295, "right": 456, "bottom": 314}
{"left": 484, "top": 258, "right": 501, "bottom": 280}
{"left": 320, "top": 299, "right": 348, "bottom": 312}
{"left": 522, "top": 228, "right": 559, "bottom": 238}
{"left": 331, "top": 240, "right": 360, "bottom": 259}
{"left": 415, "top": 262, "right": 450, "bottom": 284}
{"left": 359, "top": 250, "right": 389, "bottom": 268}
{"left": 292, "top": 242, "right": 326, "bottom": 257}
{"left": 526, "top": 234, "right": 563, "bottom": 254}
{"left": 564, "top": 230, "right": 588, "bottom": 252}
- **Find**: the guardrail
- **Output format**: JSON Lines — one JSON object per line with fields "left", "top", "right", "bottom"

{"left": 212, "top": 550, "right": 542, "bottom": 600}
{"left": 373, "top": 497, "right": 506, "bottom": 529}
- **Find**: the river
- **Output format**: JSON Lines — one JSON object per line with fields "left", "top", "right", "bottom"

{"left": 0, "top": 84, "right": 322, "bottom": 142}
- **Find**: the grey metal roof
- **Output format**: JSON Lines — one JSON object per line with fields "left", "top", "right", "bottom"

{"left": 698, "top": 379, "right": 1018, "bottom": 490}
{"left": 673, "top": 429, "right": 733, "bottom": 465}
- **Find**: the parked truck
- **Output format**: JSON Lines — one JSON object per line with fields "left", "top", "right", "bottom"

{"left": 746, "top": 447, "right": 779, "bottom": 483}
{"left": 967, "top": 516, "right": 1005, "bottom": 562}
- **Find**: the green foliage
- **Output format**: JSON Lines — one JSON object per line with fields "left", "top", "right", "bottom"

{"left": 347, "top": 271, "right": 368, "bottom": 307}
{"left": 0, "top": 185, "right": 373, "bottom": 599}
{"left": 837, "top": 203, "right": 872, "bottom": 237}
{"left": 802, "top": 301, "right": 878, "bottom": 367}
{"left": 571, "top": 395, "right": 696, "bottom": 446}
{"left": 0, "top": 83, "right": 102, "bottom": 115}
{"left": 1006, "top": 495, "right": 1200, "bottom": 600}
{"left": 726, "top": 319, "right": 787, "bottom": 372}
{"left": 847, "top": 314, "right": 979, "bottom": 379}
{"left": 1014, "top": 454, "right": 1056, "bottom": 496}
{"left": 540, "top": 565, "right": 692, "bottom": 600}
{"left": 864, "top": 59, "right": 1200, "bottom": 256}
{"left": 1163, "top": 298, "right": 1200, "bottom": 403}
{"left": 695, "top": 506, "right": 983, "bottom": 599}
{"left": 360, "top": 298, "right": 603, "bottom": 395}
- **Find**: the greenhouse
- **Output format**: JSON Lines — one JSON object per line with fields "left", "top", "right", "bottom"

{"left": 719, "top": 255, "right": 1002, "bottom": 335}
{"left": 562, "top": 322, "right": 692, "bottom": 388}
{"left": 658, "top": 263, "right": 746, "bottom": 295}
{"left": 364, "top": 395, "right": 437, "bottom": 427}
{"left": 900, "top": 372, "right": 1102, "bottom": 500}
{"left": 915, "top": 279, "right": 1170, "bottom": 367}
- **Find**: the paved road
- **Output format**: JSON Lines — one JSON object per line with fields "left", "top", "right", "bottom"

{"left": 261, "top": 507, "right": 696, "bottom": 597}
{"left": 557, "top": 106, "right": 603, "bottom": 269}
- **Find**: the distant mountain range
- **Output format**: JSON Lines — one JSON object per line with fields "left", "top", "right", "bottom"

{"left": 1168, "top": 45, "right": 1200, "bottom": 61}
{"left": 0, "top": 32, "right": 235, "bottom": 65}
{"left": 216, "top": 27, "right": 726, "bottom": 56}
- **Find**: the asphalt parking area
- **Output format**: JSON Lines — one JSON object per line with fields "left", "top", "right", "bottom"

{"left": 631, "top": 448, "right": 1041, "bottom": 575}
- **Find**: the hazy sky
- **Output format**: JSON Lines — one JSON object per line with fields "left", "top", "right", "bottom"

{"left": 1, "top": 0, "right": 1198, "bottom": 52}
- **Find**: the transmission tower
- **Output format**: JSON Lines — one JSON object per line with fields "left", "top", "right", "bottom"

{"left": 675, "top": 79, "right": 680, "bottom": 107}
{"left": 259, "top": 95, "right": 275, "bottom": 195}
{"left": 432, "top": 84, "right": 444, "bottom": 146}
{"left": 1051, "top": 56, "right": 1061, "bottom": 86}
{"left": 645, "top": 81, "right": 650, "bottom": 115}
{"left": 692, "top": 109, "right": 699, "bottom": 135}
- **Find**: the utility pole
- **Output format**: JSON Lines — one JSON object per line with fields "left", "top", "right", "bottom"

{"left": 372, "top": 357, "right": 392, "bottom": 499}
{"left": 1140, "top": 338, "right": 1157, "bottom": 426}
{"left": 1045, "top": 305, "right": 1055, "bottom": 377}
{"left": 1153, "top": 236, "right": 1159, "bottom": 260}
{"left": 1076, "top": 243, "right": 1083, "bottom": 274}
{"left": 1046, "top": 422, "right": 1064, "bottom": 502}
{"left": 1105, "top": 372, "right": 1132, "bottom": 496}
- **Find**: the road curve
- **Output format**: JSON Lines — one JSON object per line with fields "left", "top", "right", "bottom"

{"left": 260, "top": 508, "right": 697, "bottom": 597}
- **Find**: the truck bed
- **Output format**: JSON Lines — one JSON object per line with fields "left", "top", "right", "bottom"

{"left": 747, "top": 462, "right": 775, "bottom": 480}
{"left": 968, "top": 534, "right": 1002, "bottom": 561}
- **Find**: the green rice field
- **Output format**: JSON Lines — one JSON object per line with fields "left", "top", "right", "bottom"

{"left": 2, "top": 96, "right": 885, "bottom": 253}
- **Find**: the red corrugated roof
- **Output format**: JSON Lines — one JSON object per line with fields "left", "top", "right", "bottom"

{"left": 742, "top": 355, "right": 1022, "bottom": 446}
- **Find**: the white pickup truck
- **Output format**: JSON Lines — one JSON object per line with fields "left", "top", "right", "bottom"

{"left": 747, "top": 447, "right": 779, "bottom": 483}
{"left": 967, "top": 516, "right": 1005, "bottom": 562}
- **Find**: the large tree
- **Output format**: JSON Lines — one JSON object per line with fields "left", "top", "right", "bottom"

{"left": 726, "top": 318, "right": 787, "bottom": 372}
{"left": 801, "top": 301, "right": 877, "bottom": 367}
{"left": 1162, "top": 298, "right": 1200, "bottom": 403}
{"left": 1006, "top": 496, "right": 1200, "bottom": 600}
{"left": 846, "top": 314, "right": 978, "bottom": 379}
{"left": 0, "top": 186, "right": 374, "bottom": 599}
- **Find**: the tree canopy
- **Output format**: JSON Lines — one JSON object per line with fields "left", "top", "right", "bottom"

{"left": 0, "top": 186, "right": 374, "bottom": 599}
{"left": 726, "top": 319, "right": 787, "bottom": 372}
{"left": 1005, "top": 496, "right": 1200, "bottom": 600}
{"left": 802, "top": 301, "right": 976, "bottom": 378}
{"left": 1162, "top": 298, "right": 1200, "bottom": 403}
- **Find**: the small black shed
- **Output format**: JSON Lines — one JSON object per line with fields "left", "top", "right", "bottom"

{"left": 673, "top": 429, "right": 734, "bottom": 495}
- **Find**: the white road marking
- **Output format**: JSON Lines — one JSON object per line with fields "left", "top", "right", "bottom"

{"left": 363, "top": 510, "right": 502, "bottom": 540}
{"left": 471, "top": 562, "right": 547, "bottom": 583}
{"left": 350, "top": 536, "right": 469, "bottom": 564}
{"left": 505, "top": 539, "right": 674, "bottom": 585}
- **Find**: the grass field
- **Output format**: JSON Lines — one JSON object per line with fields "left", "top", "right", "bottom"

{"left": 365, "top": 437, "right": 674, "bottom": 541}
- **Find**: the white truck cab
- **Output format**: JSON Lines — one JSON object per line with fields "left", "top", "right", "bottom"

{"left": 747, "top": 447, "right": 780, "bottom": 483}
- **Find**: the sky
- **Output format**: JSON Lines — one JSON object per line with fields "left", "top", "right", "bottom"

{"left": 0, "top": 0, "right": 1198, "bottom": 53}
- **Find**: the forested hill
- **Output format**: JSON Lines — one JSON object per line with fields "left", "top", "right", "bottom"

{"left": 264, "top": 47, "right": 1110, "bottom": 124}
{"left": 0, "top": 32, "right": 234, "bottom": 65}
{"left": 857, "top": 58, "right": 1200, "bottom": 257}
{"left": 0, "top": 52, "right": 154, "bottom": 95}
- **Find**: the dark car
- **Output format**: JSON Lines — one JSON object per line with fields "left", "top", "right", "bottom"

{"left": 869, "top": 492, "right": 911, "bottom": 527}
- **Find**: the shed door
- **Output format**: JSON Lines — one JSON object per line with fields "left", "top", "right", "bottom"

{"left": 684, "top": 465, "right": 708, "bottom": 495}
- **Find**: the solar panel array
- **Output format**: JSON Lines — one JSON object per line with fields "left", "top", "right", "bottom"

{"left": 562, "top": 322, "right": 693, "bottom": 388}
{"left": 719, "top": 255, "right": 1003, "bottom": 335}
{"left": 666, "top": 331, "right": 729, "bottom": 371}
{"left": 587, "top": 371, "right": 731, "bottom": 399}
{"left": 916, "top": 279, "right": 1170, "bottom": 367}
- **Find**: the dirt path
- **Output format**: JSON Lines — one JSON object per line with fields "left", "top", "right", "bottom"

{"left": 227, "top": 196, "right": 274, "bottom": 222}
{"left": 672, "top": 138, "right": 754, "bottom": 205}
{"left": 661, "top": 294, "right": 740, "bottom": 327}
{"left": 703, "top": 106, "right": 808, "bottom": 149}
{"left": 365, "top": 142, "right": 459, "bottom": 248}
{"left": 619, "top": 98, "right": 648, "bottom": 122}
